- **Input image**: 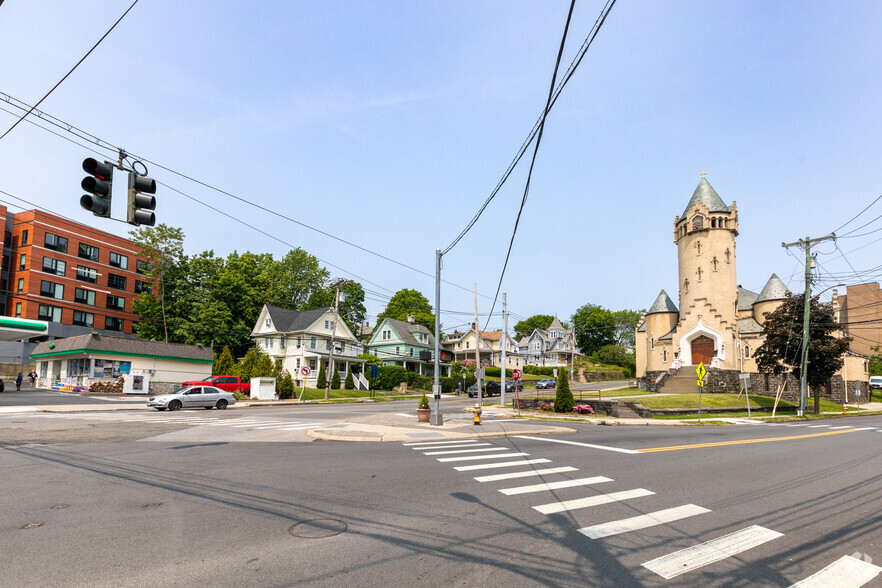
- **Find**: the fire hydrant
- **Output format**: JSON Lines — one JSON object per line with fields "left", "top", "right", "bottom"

{"left": 473, "top": 403, "right": 482, "bottom": 426}
{"left": 843, "top": 405, "right": 848, "bottom": 414}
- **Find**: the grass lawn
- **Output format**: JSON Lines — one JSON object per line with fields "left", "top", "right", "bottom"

{"left": 872, "top": 389, "right": 882, "bottom": 403}
{"left": 261, "top": 388, "right": 414, "bottom": 402}
{"left": 637, "top": 393, "right": 842, "bottom": 413}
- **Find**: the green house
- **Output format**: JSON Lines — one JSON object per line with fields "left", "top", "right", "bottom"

{"left": 367, "top": 316, "right": 448, "bottom": 377}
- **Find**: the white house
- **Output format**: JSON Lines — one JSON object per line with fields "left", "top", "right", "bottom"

{"left": 516, "top": 317, "right": 580, "bottom": 367}
{"left": 251, "top": 304, "right": 366, "bottom": 388}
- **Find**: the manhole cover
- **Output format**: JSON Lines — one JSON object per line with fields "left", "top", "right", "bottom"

{"left": 288, "top": 519, "right": 347, "bottom": 538}
{"left": 21, "top": 522, "right": 43, "bottom": 529}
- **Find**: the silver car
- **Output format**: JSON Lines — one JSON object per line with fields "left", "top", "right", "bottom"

{"left": 147, "top": 385, "right": 236, "bottom": 411}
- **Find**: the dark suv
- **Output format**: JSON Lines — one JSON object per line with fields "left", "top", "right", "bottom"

{"left": 468, "top": 380, "right": 501, "bottom": 398}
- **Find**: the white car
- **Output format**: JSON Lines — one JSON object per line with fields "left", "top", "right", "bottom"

{"left": 147, "top": 385, "right": 236, "bottom": 411}
{"left": 870, "top": 376, "right": 882, "bottom": 391}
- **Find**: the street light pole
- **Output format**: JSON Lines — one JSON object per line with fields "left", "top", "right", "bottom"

{"left": 431, "top": 249, "right": 443, "bottom": 425}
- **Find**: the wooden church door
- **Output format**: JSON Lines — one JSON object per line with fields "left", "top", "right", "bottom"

{"left": 691, "top": 335, "right": 714, "bottom": 365}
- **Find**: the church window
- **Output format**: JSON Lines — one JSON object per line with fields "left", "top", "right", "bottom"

{"left": 744, "top": 344, "right": 751, "bottom": 359}
{"left": 697, "top": 267, "right": 703, "bottom": 282}
{"left": 650, "top": 336, "right": 655, "bottom": 350}
{"left": 692, "top": 215, "right": 704, "bottom": 231}
{"left": 695, "top": 241, "right": 702, "bottom": 256}
{"left": 711, "top": 218, "right": 716, "bottom": 228}
{"left": 725, "top": 248, "right": 731, "bottom": 263}
{"left": 662, "top": 347, "right": 668, "bottom": 363}
{"left": 684, "top": 278, "right": 689, "bottom": 293}
{"left": 712, "top": 256, "right": 718, "bottom": 271}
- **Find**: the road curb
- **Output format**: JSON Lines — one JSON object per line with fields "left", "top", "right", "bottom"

{"left": 306, "top": 426, "right": 577, "bottom": 443}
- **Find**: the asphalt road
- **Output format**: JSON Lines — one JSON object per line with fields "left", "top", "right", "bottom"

{"left": 2, "top": 407, "right": 881, "bottom": 587}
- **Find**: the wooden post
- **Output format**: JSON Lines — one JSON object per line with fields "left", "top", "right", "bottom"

{"left": 772, "top": 380, "right": 787, "bottom": 417}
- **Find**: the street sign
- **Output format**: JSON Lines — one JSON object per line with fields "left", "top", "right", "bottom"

{"left": 697, "top": 379, "right": 705, "bottom": 387}
{"left": 696, "top": 363, "right": 706, "bottom": 379}
{"left": 301, "top": 366, "right": 311, "bottom": 376}
{"left": 738, "top": 373, "right": 751, "bottom": 381}
{"left": 512, "top": 369, "right": 522, "bottom": 381}
{"left": 475, "top": 368, "right": 485, "bottom": 378}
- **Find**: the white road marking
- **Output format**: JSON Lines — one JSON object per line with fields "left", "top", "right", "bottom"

{"left": 474, "top": 467, "right": 579, "bottom": 483}
{"left": 437, "top": 452, "right": 529, "bottom": 463}
{"left": 454, "top": 459, "right": 552, "bottom": 472}
{"left": 828, "top": 425, "right": 855, "bottom": 429}
{"left": 278, "top": 424, "right": 322, "bottom": 431}
{"left": 395, "top": 413, "right": 416, "bottom": 418}
{"left": 851, "top": 427, "right": 877, "bottom": 431}
{"left": 641, "top": 525, "right": 783, "bottom": 579}
{"left": 499, "top": 476, "right": 612, "bottom": 496}
{"left": 808, "top": 425, "right": 831, "bottom": 428}
{"left": 424, "top": 447, "right": 509, "bottom": 456}
{"left": 513, "top": 435, "right": 640, "bottom": 455}
{"left": 533, "top": 488, "right": 655, "bottom": 515}
{"left": 403, "top": 440, "right": 481, "bottom": 447}
{"left": 414, "top": 443, "right": 490, "bottom": 451}
{"left": 579, "top": 504, "right": 711, "bottom": 539}
{"left": 230, "top": 421, "right": 286, "bottom": 428}
{"left": 787, "top": 554, "right": 882, "bottom": 587}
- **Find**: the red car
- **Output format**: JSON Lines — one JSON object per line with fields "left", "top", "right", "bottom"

{"left": 180, "top": 375, "right": 250, "bottom": 394}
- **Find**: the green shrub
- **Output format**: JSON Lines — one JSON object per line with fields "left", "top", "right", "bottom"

{"left": 440, "top": 375, "right": 476, "bottom": 394}
{"left": 344, "top": 371, "right": 354, "bottom": 390}
{"left": 554, "top": 368, "right": 574, "bottom": 413}
{"left": 331, "top": 369, "right": 341, "bottom": 390}
{"left": 316, "top": 363, "right": 327, "bottom": 390}
{"left": 277, "top": 370, "right": 294, "bottom": 399}
{"left": 484, "top": 367, "right": 513, "bottom": 378}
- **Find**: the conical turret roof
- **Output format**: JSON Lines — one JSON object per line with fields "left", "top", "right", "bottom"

{"left": 754, "top": 273, "right": 791, "bottom": 303}
{"left": 647, "top": 289, "right": 678, "bottom": 314}
{"left": 681, "top": 177, "right": 731, "bottom": 218}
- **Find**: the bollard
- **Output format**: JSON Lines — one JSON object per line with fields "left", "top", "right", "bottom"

{"left": 473, "top": 403, "right": 482, "bottom": 426}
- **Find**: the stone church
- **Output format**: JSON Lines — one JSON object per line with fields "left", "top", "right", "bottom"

{"left": 635, "top": 177, "right": 868, "bottom": 400}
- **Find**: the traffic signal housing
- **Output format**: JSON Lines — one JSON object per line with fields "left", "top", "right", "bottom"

{"left": 80, "top": 158, "right": 114, "bottom": 218}
{"left": 439, "top": 349, "right": 455, "bottom": 363}
{"left": 127, "top": 171, "right": 156, "bottom": 226}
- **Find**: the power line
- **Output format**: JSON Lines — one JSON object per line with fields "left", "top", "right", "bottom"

{"left": 0, "top": 0, "right": 141, "bottom": 143}
{"left": 832, "top": 193, "right": 882, "bottom": 234}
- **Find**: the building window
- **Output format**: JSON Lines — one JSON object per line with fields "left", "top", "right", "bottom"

{"left": 38, "top": 304, "right": 62, "bottom": 322}
{"left": 77, "top": 266, "right": 98, "bottom": 284}
{"left": 662, "top": 348, "right": 668, "bottom": 363}
{"left": 45, "top": 233, "right": 68, "bottom": 253}
{"left": 296, "top": 336, "right": 301, "bottom": 348}
{"left": 339, "top": 342, "right": 345, "bottom": 353}
{"left": 104, "top": 316, "right": 123, "bottom": 332}
{"left": 72, "top": 310, "right": 94, "bottom": 327}
{"left": 310, "top": 337, "right": 316, "bottom": 349}
{"left": 42, "top": 257, "right": 66, "bottom": 276}
{"left": 325, "top": 339, "right": 330, "bottom": 351}
{"left": 109, "top": 252, "right": 128, "bottom": 269}
{"left": 466, "top": 341, "right": 470, "bottom": 349}
{"left": 136, "top": 260, "right": 152, "bottom": 274}
{"left": 106, "top": 295, "right": 125, "bottom": 311}
{"left": 75, "top": 288, "right": 96, "bottom": 305}
{"left": 409, "top": 348, "right": 414, "bottom": 357}
{"left": 296, "top": 358, "right": 301, "bottom": 370}
{"left": 107, "top": 274, "right": 127, "bottom": 291}
{"left": 19, "top": 254, "right": 26, "bottom": 270}
{"left": 383, "top": 330, "right": 390, "bottom": 340}
{"left": 280, "top": 337, "right": 286, "bottom": 350}
{"left": 134, "top": 280, "right": 150, "bottom": 295}
{"left": 15, "top": 302, "right": 21, "bottom": 317}
{"left": 396, "top": 346, "right": 400, "bottom": 355}
{"left": 744, "top": 345, "right": 751, "bottom": 359}
{"left": 309, "top": 359, "right": 317, "bottom": 370}
{"left": 68, "top": 358, "right": 91, "bottom": 377}
{"left": 40, "top": 281, "right": 64, "bottom": 300}
{"left": 266, "top": 337, "right": 274, "bottom": 349}
{"left": 78, "top": 243, "right": 100, "bottom": 261}
{"left": 17, "top": 278, "right": 24, "bottom": 294}
{"left": 21, "top": 230, "right": 28, "bottom": 246}
{"left": 1, "top": 256, "right": 7, "bottom": 272}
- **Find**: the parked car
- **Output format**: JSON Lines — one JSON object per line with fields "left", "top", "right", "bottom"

{"left": 180, "top": 375, "right": 250, "bottom": 395}
{"left": 147, "top": 385, "right": 236, "bottom": 411}
{"left": 505, "top": 380, "right": 520, "bottom": 393}
{"left": 536, "top": 378, "right": 556, "bottom": 389}
{"left": 870, "top": 376, "right": 882, "bottom": 390}
{"left": 467, "top": 380, "right": 501, "bottom": 398}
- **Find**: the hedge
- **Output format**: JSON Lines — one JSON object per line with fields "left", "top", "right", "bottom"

{"left": 524, "top": 365, "right": 555, "bottom": 376}
{"left": 373, "top": 365, "right": 433, "bottom": 391}
{"left": 484, "top": 367, "right": 513, "bottom": 378}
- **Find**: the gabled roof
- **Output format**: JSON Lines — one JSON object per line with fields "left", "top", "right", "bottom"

{"left": 31, "top": 333, "right": 214, "bottom": 362}
{"left": 548, "top": 316, "right": 565, "bottom": 331}
{"left": 737, "top": 286, "right": 759, "bottom": 311}
{"left": 755, "top": 274, "right": 791, "bottom": 304}
{"left": 738, "top": 317, "right": 764, "bottom": 334}
{"left": 376, "top": 317, "right": 435, "bottom": 348}
{"left": 682, "top": 177, "right": 731, "bottom": 219}
{"left": 264, "top": 305, "right": 328, "bottom": 333}
{"left": 647, "top": 290, "right": 678, "bottom": 314}
{"left": 658, "top": 326, "right": 676, "bottom": 341}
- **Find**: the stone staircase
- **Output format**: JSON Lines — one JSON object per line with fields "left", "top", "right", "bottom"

{"left": 614, "top": 403, "right": 643, "bottom": 419}
{"left": 657, "top": 368, "right": 703, "bottom": 394}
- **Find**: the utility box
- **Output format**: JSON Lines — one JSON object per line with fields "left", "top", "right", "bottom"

{"left": 251, "top": 377, "right": 276, "bottom": 400}
{"left": 123, "top": 372, "right": 151, "bottom": 395}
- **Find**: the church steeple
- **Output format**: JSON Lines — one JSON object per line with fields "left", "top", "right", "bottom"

{"left": 681, "top": 177, "right": 731, "bottom": 219}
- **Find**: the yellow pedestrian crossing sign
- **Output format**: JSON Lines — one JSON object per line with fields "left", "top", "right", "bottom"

{"left": 696, "top": 363, "right": 706, "bottom": 379}
{"left": 697, "top": 379, "right": 705, "bottom": 387}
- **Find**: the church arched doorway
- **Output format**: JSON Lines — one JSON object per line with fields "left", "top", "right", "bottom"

{"left": 691, "top": 335, "right": 715, "bottom": 365}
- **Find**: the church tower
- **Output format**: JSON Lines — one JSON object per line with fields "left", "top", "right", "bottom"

{"left": 672, "top": 177, "right": 739, "bottom": 368}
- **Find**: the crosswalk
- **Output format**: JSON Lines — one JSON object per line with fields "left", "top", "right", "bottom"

{"left": 402, "top": 437, "right": 882, "bottom": 586}
{"left": 17, "top": 412, "right": 324, "bottom": 432}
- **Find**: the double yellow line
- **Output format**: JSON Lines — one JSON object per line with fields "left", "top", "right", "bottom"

{"left": 637, "top": 429, "right": 857, "bottom": 453}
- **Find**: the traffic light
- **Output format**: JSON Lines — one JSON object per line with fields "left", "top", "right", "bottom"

{"left": 127, "top": 171, "right": 156, "bottom": 226}
{"left": 80, "top": 158, "right": 114, "bottom": 218}
{"left": 439, "top": 350, "right": 455, "bottom": 362}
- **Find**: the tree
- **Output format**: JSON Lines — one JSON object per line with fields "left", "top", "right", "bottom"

{"left": 754, "top": 293, "right": 851, "bottom": 414}
{"left": 278, "top": 370, "right": 295, "bottom": 399}
{"left": 571, "top": 304, "right": 616, "bottom": 355}
{"left": 376, "top": 288, "right": 436, "bottom": 334}
{"left": 593, "top": 344, "right": 636, "bottom": 377}
{"left": 213, "top": 346, "right": 235, "bottom": 376}
{"left": 344, "top": 371, "right": 355, "bottom": 390}
{"left": 513, "top": 315, "right": 554, "bottom": 337}
{"left": 129, "top": 224, "right": 186, "bottom": 343}
{"left": 306, "top": 280, "right": 367, "bottom": 336}
{"left": 331, "top": 368, "right": 341, "bottom": 390}
{"left": 261, "top": 248, "right": 330, "bottom": 310}
{"left": 316, "top": 362, "right": 327, "bottom": 389}
{"left": 554, "top": 368, "right": 574, "bottom": 412}
{"left": 869, "top": 344, "right": 882, "bottom": 377}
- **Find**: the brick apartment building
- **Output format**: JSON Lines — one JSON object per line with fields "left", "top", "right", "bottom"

{"left": 0, "top": 206, "right": 152, "bottom": 360}
{"left": 837, "top": 282, "right": 882, "bottom": 357}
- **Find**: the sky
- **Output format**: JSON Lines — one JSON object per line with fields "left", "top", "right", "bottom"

{"left": 1, "top": 0, "right": 881, "bottom": 335}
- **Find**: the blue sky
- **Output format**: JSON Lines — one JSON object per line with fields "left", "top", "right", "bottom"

{"left": 1, "top": 1, "right": 881, "bottom": 333}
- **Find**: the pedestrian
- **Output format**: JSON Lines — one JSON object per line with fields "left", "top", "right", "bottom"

{"left": 15, "top": 372, "right": 23, "bottom": 391}
{"left": 0, "top": 378, "right": 4, "bottom": 393}
{"left": 29, "top": 370, "right": 37, "bottom": 387}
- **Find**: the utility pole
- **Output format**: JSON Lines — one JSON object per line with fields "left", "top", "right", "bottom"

{"left": 474, "top": 284, "right": 482, "bottom": 410}
{"left": 431, "top": 249, "right": 443, "bottom": 425}
{"left": 782, "top": 234, "right": 835, "bottom": 416}
{"left": 325, "top": 278, "right": 346, "bottom": 401}
{"left": 501, "top": 292, "right": 507, "bottom": 407}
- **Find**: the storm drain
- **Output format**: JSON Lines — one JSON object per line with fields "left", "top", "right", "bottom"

{"left": 289, "top": 519, "right": 347, "bottom": 538}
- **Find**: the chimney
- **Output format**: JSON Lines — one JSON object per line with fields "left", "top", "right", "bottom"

{"left": 407, "top": 314, "right": 415, "bottom": 324}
